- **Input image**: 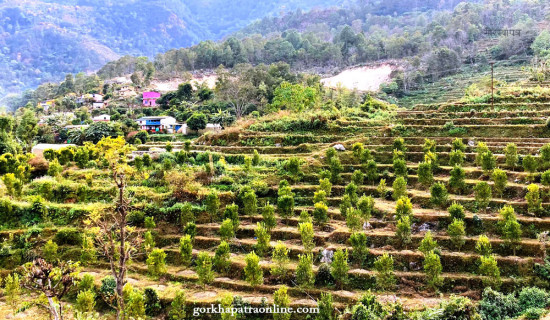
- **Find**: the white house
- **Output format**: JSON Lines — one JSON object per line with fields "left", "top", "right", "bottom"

{"left": 136, "top": 116, "right": 180, "bottom": 133}
{"left": 93, "top": 114, "right": 110, "bottom": 122}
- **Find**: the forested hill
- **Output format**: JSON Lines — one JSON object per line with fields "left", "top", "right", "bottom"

{"left": 0, "top": 0, "right": 343, "bottom": 99}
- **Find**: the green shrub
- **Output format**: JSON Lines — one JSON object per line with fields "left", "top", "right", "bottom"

{"left": 393, "top": 158, "right": 408, "bottom": 178}
{"left": 340, "top": 194, "right": 352, "bottom": 217}
{"left": 430, "top": 182, "right": 448, "bottom": 207}
{"left": 346, "top": 208, "right": 362, "bottom": 232}
{"left": 146, "top": 248, "right": 167, "bottom": 278}
{"left": 479, "top": 255, "right": 501, "bottom": 288}
{"left": 254, "top": 222, "right": 271, "bottom": 257}
{"left": 143, "top": 231, "right": 155, "bottom": 253}
{"left": 474, "top": 181, "right": 492, "bottom": 210}
{"left": 330, "top": 248, "right": 349, "bottom": 289}
{"left": 299, "top": 210, "right": 312, "bottom": 224}
{"left": 480, "top": 151, "right": 496, "bottom": 174}
{"left": 179, "top": 235, "right": 193, "bottom": 266}
{"left": 491, "top": 168, "right": 507, "bottom": 197}
{"left": 364, "top": 160, "right": 379, "bottom": 184}
{"left": 452, "top": 138, "right": 466, "bottom": 152}
{"left": 299, "top": 222, "right": 315, "bottom": 254}
{"left": 351, "top": 170, "right": 364, "bottom": 185}
{"left": 377, "top": 179, "right": 388, "bottom": 198}
{"left": 345, "top": 182, "right": 358, "bottom": 205}
{"left": 475, "top": 235, "right": 492, "bottom": 257}
{"left": 273, "top": 286, "right": 291, "bottom": 320}
{"left": 479, "top": 287, "right": 520, "bottom": 320}
{"left": 329, "top": 157, "right": 343, "bottom": 183}
{"left": 541, "top": 144, "right": 550, "bottom": 169}
{"left": 261, "top": 203, "right": 277, "bottom": 231}
{"left": 271, "top": 241, "right": 289, "bottom": 280}
{"left": 504, "top": 143, "right": 519, "bottom": 168}
{"left": 448, "top": 202, "right": 465, "bottom": 221}
{"left": 393, "top": 138, "right": 406, "bottom": 152}
{"left": 242, "top": 190, "right": 257, "bottom": 216}
{"left": 313, "top": 201, "right": 329, "bottom": 226}
{"left": 395, "top": 196, "right": 412, "bottom": 220}
{"left": 419, "top": 231, "right": 438, "bottom": 255}
{"left": 523, "top": 155, "right": 539, "bottom": 179}
{"left": 319, "top": 178, "right": 332, "bottom": 196}
{"left": 449, "top": 165, "right": 466, "bottom": 194}
{"left": 423, "top": 138, "right": 437, "bottom": 153}
{"left": 204, "top": 191, "right": 220, "bottom": 220}
{"left": 169, "top": 290, "right": 187, "bottom": 320}
{"left": 417, "top": 161, "right": 433, "bottom": 188}
{"left": 244, "top": 251, "right": 263, "bottom": 288}
{"left": 75, "top": 289, "right": 96, "bottom": 313}
{"left": 526, "top": 184, "right": 542, "bottom": 215}
{"left": 524, "top": 308, "right": 546, "bottom": 320}
{"left": 475, "top": 142, "right": 490, "bottom": 166}
{"left": 357, "top": 195, "right": 374, "bottom": 220}
{"left": 313, "top": 190, "right": 327, "bottom": 204}
{"left": 183, "top": 222, "right": 197, "bottom": 239}
{"left": 252, "top": 149, "right": 260, "bottom": 166}
{"left": 349, "top": 232, "right": 369, "bottom": 265}
{"left": 223, "top": 203, "right": 239, "bottom": 230}
{"left": 396, "top": 216, "right": 411, "bottom": 247}
{"left": 448, "top": 219, "right": 466, "bottom": 250}
{"left": 196, "top": 252, "right": 214, "bottom": 286}
{"left": 213, "top": 241, "right": 231, "bottom": 274}
{"left": 316, "top": 293, "right": 334, "bottom": 320}
{"left": 296, "top": 254, "right": 315, "bottom": 288}
{"left": 519, "top": 287, "right": 549, "bottom": 312}
{"left": 43, "top": 239, "right": 58, "bottom": 263}
{"left": 374, "top": 253, "right": 395, "bottom": 290}
{"left": 144, "top": 287, "right": 161, "bottom": 317}
{"left": 219, "top": 219, "right": 235, "bottom": 241}
{"left": 424, "top": 251, "right": 443, "bottom": 290}
{"left": 277, "top": 195, "right": 295, "bottom": 221}
{"left": 392, "top": 176, "right": 407, "bottom": 200}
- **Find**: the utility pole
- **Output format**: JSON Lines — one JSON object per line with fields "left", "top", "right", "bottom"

{"left": 490, "top": 62, "right": 494, "bottom": 109}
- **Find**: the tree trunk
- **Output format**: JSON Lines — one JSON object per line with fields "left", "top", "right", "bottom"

{"left": 47, "top": 296, "right": 60, "bottom": 320}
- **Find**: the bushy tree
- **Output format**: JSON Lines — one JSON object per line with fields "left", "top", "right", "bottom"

{"left": 357, "top": 195, "right": 374, "bottom": 220}
{"left": 424, "top": 251, "right": 443, "bottom": 290}
{"left": 423, "top": 138, "right": 437, "bottom": 153}
{"left": 179, "top": 235, "right": 193, "bottom": 266}
{"left": 523, "top": 155, "right": 539, "bottom": 179}
{"left": 4, "top": 273, "right": 21, "bottom": 312}
{"left": 169, "top": 290, "right": 187, "bottom": 320}
{"left": 526, "top": 184, "right": 542, "bottom": 215}
{"left": 447, "top": 219, "right": 466, "bottom": 250}
{"left": 313, "top": 201, "right": 329, "bottom": 226}
{"left": 271, "top": 241, "right": 289, "bottom": 280}
{"left": 417, "top": 161, "right": 433, "bottom": 188}
{"left": 196, "top": 252, "right": 214, "bottom": 286}
{"left": 340, "top": 194, "right": 352, "bottom": 217}
{"left": 500, "top": 206, "right": 522, "bottom": 255}
{"left": 374, "top": 253, "right": 395, "bottom": 290}
{"left": 491, "top": 168, "right": 507, "bottom": 197}
{"left": 244, "top": 251, "right": 263, "bottom": 288}
{"left": 475, "top": 235, "right": 492, "bottom": 257}
{"left": 299, "top": 222, "right": 315, "bottom": 254}
{"left": 262, "top": 203, "right": 277, "bottom": 231}
{"left": 419, "top": 231, "right": 438, "bottom": 255}
{"left": 396, "top": 216, "right": 412, "bottom": 247}
{"left": 452, "top": 138, "right": 466, "bottom": 152}
{"left": 448, "top": 202, "right": 465, "bottom": 221}
{"left": 146, "top": 248, "right": 167, "bottom": 278}
{"left": 277, "top": 194, "right": 295, "bottom": 221}
{"left": 480, "top": 151, "right": 496, "bottom": 175}
{"left": 319, "top": 178, "right": 332, "bottom": 196}
{"left": 474, "top": 182, "right": 492, "bottom": 210}
{"left": 393, "top": 138, "right": 406, "bottom": 152}
{"left": 504, "top": 143, "right": 519, "bottom": 168}
{"left": 219, "top": 219, "right": 235, "bottom": 241}
{"left": 213, "top": 241, "right": 231, "bottom": 274}
{"left": 254, "top": 222, "right": 271, "bottom": 257}
{"left": 392, "top": 176, "right": 407, "bottom": 200}
{"left": 430, "top": 182, "right": 448, "bottom": 207}
{"left": 273, "top": 286, "right": 291, "bottom": 320}
{"left": 475, "top": 142, "right": 490, "bottom": 166}
{"left": 395, "top": 196, "right": 412, "bottom": 220}
{"left": 352, "top": 170, "right": 364, "bottom": 186}
{"left": 449, "top": 149, "right": 465, "bottom": 167}
{"left": 330, "top": 249, "right": 349, "bottom": 289}
{"left": 313, "top": 190, "right": 327, "bottom": 204}
{"left": 316, "top": 293, "right": 334, "bottom": 320}
{"left": 346, "top": 208, "right": 362, "bottom": 232}
{"left": 449, "top": 165, "right": 466, "bottom": 194}
{"left": 242, "top": 190, "right": 257, "bottom": 216}
{"left": 329, "top": 157, "right": 343, "bottom": 183}
{"left": 349, "top": 232, "right": 369, "bottom": 265}
{"left": 365, "top": 160, "right": 379, "bottom": 185}
{"left": 377, "top": 179, "right": 388, "bottom": 198}
{"left": 143, "top": 231, "right": 155, "bottom": 254}
{"left": 393, "top": 158, "right": 408, "bottom": 178}
{"left": 479, "top": 255, "right": 501, "bottom": 288}
{"left": 204, "top": 191, "right": 220, "bottom": 220}
{"left": 345, "top": 182, "right": 358, "bottom": 205}
{"left": 296, "top": 254, "right": 315, "bottom": 288}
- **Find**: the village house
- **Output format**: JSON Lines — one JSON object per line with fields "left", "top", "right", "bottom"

{"left": 142, "top": 91, "right": 161, "bottom": 107}
{"left": 136, "top": 116, "right": 182, "bottom": 133}
{"left": 92, "top": 114, "right": 110, "bottom": 122}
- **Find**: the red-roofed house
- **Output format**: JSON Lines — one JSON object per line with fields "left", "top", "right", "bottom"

{"left": 142, "top": 91, "right": 161, "bottom": 107}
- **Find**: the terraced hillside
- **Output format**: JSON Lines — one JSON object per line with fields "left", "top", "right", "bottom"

{"left": 5, "top": 85, "right": 550, "bottom": 319}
